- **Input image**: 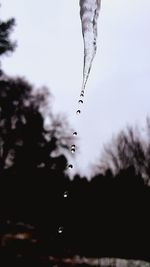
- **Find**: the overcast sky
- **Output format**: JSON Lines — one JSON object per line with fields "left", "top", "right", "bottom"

{"left": 1, "top": 0, "right": 150, "bottom": 177}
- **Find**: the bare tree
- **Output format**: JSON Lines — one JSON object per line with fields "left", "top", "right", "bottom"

{"left": 95, "top": 120, "right": 150, "bottom": 184}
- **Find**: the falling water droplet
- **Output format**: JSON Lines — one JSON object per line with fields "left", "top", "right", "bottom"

{"left": 71, "top": 144, "right": 76, "bottom": 154}
{"left": 73, "top": 132, "right": 77, "bottom": 136}
{"left": 76, "top": 110, "right": 81, "bottom": 115}
{"left": 80, "top": 93, "right": 84, "bottom": 97}
{"left": 63, "top": 191, "right": 68, "bottom": 198}
{"left": 68, "top": 164, "right": 73, "bottom": 169}
{"left": 71, "top": 148, "right": 75, "bottom": 154}
{"left": 78, "top": 99, "right": 83, "bottom": 104}
{"left": 58, "top": 226, "right": 64, "bottom": 234}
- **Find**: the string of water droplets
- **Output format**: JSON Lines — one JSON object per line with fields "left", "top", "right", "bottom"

{"left": 67, "top": 90, "right": 85, "bottom": 170}
{"left": 57, "top": 91, "right": 84, "bottom": 236}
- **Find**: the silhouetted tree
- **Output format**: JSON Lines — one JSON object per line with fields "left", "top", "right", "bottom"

{"left": 95, "top": 121, "right": 150, "bottom": 184}
{"left": 0, "top": 17, "right": 16, "bottom": 56}
{"left": 0, "top": 15, "right": 16, "bottom": 75}
{"left": 0, "top": 76, "right": 72, "bottom": 174}
{"left": 0, "top": 10, "right": 72, "bottom": 175}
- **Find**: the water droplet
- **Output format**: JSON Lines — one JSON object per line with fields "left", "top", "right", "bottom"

{"left": 71, "top": 144, "right": 76, "bottom": 153}
{"left": 58, "top": 226, "right": 64, "bottom": 234}
{"left": 71, "top": 148, "right": 75, "bottom": 154}
{"left": 73, "top": 132, "right": 77, "bottom": 136}
{"left": 78, "top": 99, "right": 83, "bottom": 104}
{"left": 68, "top": 164, "right": 73, "bottom": 169}
{"left": 76, "top": 110, "right": 81, "bottom": 115}
{"left": 80, "top": 90, "right": 84, "bottom": 97}
{"left": 63, "top": 191, "right": 68, "bottom": 198}
{"left": 37, "top": 162, "right": 45, "bottom": 168}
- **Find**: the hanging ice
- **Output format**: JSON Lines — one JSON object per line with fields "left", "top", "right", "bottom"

{"left": 79, "top": 0, "right": 101, "bottom": 91}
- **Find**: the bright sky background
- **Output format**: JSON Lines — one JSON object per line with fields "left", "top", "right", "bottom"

{"left": 1, "top": 0, "right": 150, "bottom": 177}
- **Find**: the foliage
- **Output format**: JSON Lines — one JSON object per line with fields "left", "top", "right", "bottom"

{"left": 0, "top": 75, "right": 73, "bottom": 174}
{"left": 0, "top": 17, "right": 16, "bottom": 57}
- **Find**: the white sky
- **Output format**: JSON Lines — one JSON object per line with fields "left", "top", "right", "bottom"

{"left": 1, "top": 0, "right": 150, "bottom": 177}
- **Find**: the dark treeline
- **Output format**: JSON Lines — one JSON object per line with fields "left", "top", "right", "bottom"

{"left": 0, "top": 10, "right": 150, "bottom": 266}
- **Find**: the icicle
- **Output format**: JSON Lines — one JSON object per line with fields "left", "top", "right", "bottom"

{"left": 79, "top": 0, "right": 101, "bottom": 92}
